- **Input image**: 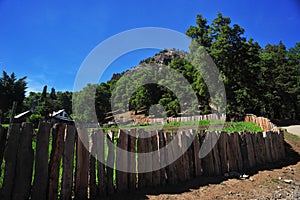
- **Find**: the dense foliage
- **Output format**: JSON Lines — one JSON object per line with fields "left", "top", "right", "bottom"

{"left": 1, "top": 13, "right": 299, "bottom": 124}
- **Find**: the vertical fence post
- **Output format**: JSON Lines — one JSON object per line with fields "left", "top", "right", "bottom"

{"left": 128, "top": 129, "right": 137, "bottom": 190}
{"left": 116, "top": 129, "right": 128, "bottom": 191}
{"left": 12, "top": 123, "right": 34, "bottom": 200}
{"left": 0, "top": 123, "right": 21, "bottom": 200}
{"left": 0, "top": 126, "right": 7, "bottom": 177}
{"left": 89, "top": 130, "right": 97, "bottom": 199}
{"left": 95, "top": 129, "right": 106, "bottom": 197}
{"left": 106, "top": 130, "right": 115, "bottom": 195}
{"left": 32, "top": 122, "right": 51, "bottom": 200}
{"left": 48, "top": 123, "right": 66, "bottom": 200}
{"left": 61, "top": 125, "right": 76, "bottom": 200}
{"left": 75, "top": 127, "right": 89, "bottom": 200}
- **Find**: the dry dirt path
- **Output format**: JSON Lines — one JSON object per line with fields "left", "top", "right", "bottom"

{"left": 282, "top": 125, "right": 300, "bottom": 137}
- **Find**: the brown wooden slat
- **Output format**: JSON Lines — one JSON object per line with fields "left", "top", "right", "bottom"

{"left": 158, "top": 130, "right": 167, "bottom": 185}
{"left": 116, "top": 129, "right": 128, "bottom": 192}
{"left": 106, "top": 130, "right": 115, "bottom": 195}
{"left": 164, "top": 132, "right": 176, "bottom": 184}
{"left": 75, "top": 127, "right": 89, "bottom": 200}
{"left": 95, "top": 129, "right": 106, "bottom": 196}
{"left": 201, "top": 131, "right": 215, "bottom": 176}
{"left": 12, "top": 123, "right": 34, "bottom": 200}
{"left": 128, "top": 129, "right": 137, "bottom": 190}
{"left": 245, "top": 132, "right": 256, "bottom": 168}
{"left": 169, "top": 132, "right": 180, "bottom": 183}
{"left": 218, "top": 132, "right": 229, "bottom": 174}
{"left": 144, "top": 133, "right": 153, "bottom": 187}
{"left": 211, "top": 131, "right": 221, "bottom": 176}
{"left": 32, "top": 122, "right": 51, "bottom": 200}
{"left": 233, "top": 132, "right": 244, "bottom": 172}
{"left": 264, "top": 132, "right": 272, "bottom": 163}
{"left": 0, "top": 126, "right": 7, "bottom": 177}
{"left": 48, "top": 123, "right": 66, "bottom": 200}
{"left": 60, "top": 125, "right": 76, "bottom": 200}
{"left": 89, "top": 130, "right": 97, "bottom": 199}
{"left": 192, "top": 130, "right": 202, "bottom": 176}
{"left": 137, "top": 129, "right": 146, "bottom": 189}
{"left": 1, "top": 123, "right": 21, "bottom": 200}
{"left": 151, "top": 131, "right": 160, "bottom": 186}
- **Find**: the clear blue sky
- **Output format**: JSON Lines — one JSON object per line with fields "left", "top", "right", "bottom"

{"left": 0, "top": 0, "right": 299, "bottom": 93}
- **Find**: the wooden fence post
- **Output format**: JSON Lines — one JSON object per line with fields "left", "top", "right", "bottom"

{"left": 60, "top": 125, "right": 76, "bottom": 200}
{"left": 0, "top": 123, "right": 21, "bottom": 200}
{"left": 95, "top": 129, "right": 106, "bottom": 196}
{"left": 106, "top": 130, "right": 115, "bottom": 195}
{"left": 192, "top": 129, "right": 202, "bottom": 176}
{"left": 0, "top": 126, "right": 7, "bottom": 177}
{"left": 151, "top": 131, "right": 160, "bottom": 186}
{"left": 89, "top": 130, "right": 97, "bottom": 199}
{"left": 137, "top": 129, "right": 146, "bottom": 189}
{"left": 32, "top": 122, "right": 51, "bottom": 200}
{"left": 128, "top": 129, "right": 137, "bottom": 190}
{"left": 158, "top": 130, "right": 167, "bottom": 185}
{"left": 12, "top": 123, "right": 34, "bottom": 200}
{"left": 75, "top": 128, "right": 89, "bottom": 200}
{"left": 144, "top": 133, "right": 153, "bottom": 187}
{"left": 116, "top": 129, "right": 128, "bottom": 191}
{"left": 48, "top": 123, "right": 66, "bottom": 200}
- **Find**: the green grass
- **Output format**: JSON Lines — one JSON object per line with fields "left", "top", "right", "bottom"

{"left": 284, "top": 131, "right": 300, "bottom": 142}
{"left": 103, "top": 120, "right": 262, "bottom": 133}
{"left": 1, "top": 124, "right": 9, "bottom": 127}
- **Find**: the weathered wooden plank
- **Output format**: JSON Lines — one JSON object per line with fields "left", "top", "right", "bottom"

{"left": 164, "top": 132, "right": 176, "bottom": 184}
{"left": 278, "top": 130, "right": 285, "bottom": 160}
{"left": 211, "top": 131, "right": 221, "bottom": 176}
{"left": 128, "top": 129, "right": 137, "bottom": 190}
{"left": 137, "top": 129, "right": 146, "bottom": 189}
{"left": 239, "top": 132, "right": 249, "bottom": 170}
{"left": 158, "top": 130, "right": 167, "bottom": 185}
{"left": 1, "top": 123, "right": 21, "bottom": 200}
{"left": 186, "top": 130, "right": 195, "bottom": 179}
{"left": 181, "top": 130, "right": 191, "bottom": 181}
{"left": 89, "top": 130, "right": 97, "bottom": 199}
{"left": 12, "top": 123, "right": 34, "bottom": 200}
{"left": 192, "top": 130, "right": 202, "bottom": 176}
{"left": 264, "top": 132, "right": 272, "bottom": 163}
{"left": 31, "top": 122, "right": 51, "bottom": 200}
{"left": 0, "top": 126, "right": 7, "bottom": 177}
{"left": 116, "top": 129, "right": 128, "bottom": 192}
{"left": 144, "top": 133, "right": 153, "bottom": 187}
{"left": 256, "top": 132, "right": 266, "bottom": 166}
{"left": 95, "top": 129, "right": 106, "bottom": 196}
{"left": 245, "top": 132, "right": 256, "bottom": 168}
{"left": 201, "top": 132, "right": 215, "bottom": 176}
{"left": 48, "top": 123, "right": 66, "bottom": 200}
{"left": 171, "top": 131, "right": 184, "bottom": 183}
{"left": 151, "top": 131, "right": 161, "bottom": 186}
{"left": 106, "top": 130, "right": 115, "bottom": 195}
{"left": 75, "top": 127, "right": 89, "bottom": 199}
{"left": 60, "top": 125, "right": 76, "bottom": 200}
{"left": 233, "top": 132, "right": 244, "bottom": 172}
{"left": 218, "top": 132, "right": 229, "bottom": 174}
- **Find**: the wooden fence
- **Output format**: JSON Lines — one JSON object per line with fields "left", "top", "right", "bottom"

{"left": 245, "top": 114, "right": 279, "bottom": 131}
{"left": 0, "top": 122, "right": 285, "bottom": 199}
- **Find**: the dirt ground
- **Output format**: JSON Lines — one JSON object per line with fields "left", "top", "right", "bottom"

{"left": 107, "top": 131, "right": 300, "bottom": 200}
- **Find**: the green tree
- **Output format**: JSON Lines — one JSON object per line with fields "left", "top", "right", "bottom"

{"left": 0, "top": 71, "right": 27, "bottom": 121}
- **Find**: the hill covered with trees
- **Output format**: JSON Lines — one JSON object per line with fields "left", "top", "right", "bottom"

{"left": 1, "top": 13, "right": 299, "bottom": 124}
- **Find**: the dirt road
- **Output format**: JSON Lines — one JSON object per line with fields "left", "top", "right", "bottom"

{"left": 282, "top": 125, "right": 300, "bottom": 137}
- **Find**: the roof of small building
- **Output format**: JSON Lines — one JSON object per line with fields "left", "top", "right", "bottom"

{"left": 14, "top": 110, "right": 32, "bottom": 119}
